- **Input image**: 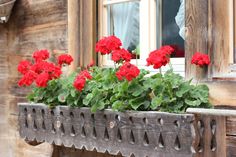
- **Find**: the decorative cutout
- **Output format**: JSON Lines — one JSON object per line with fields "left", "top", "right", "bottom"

{"left": 210, "top": 119, "right": 216, "bottom": 135}
{"left": 51, "top": 123, "right": 56, "bottom": 134}
{"left": 174, "top": 120, "right": 180, "bottom": 128}
{"left": 81, "top": 126, "right": 86, "bottom": 137}
{"left": 70, "top": 125, "right": 76, "bottom": 136}
{"left": 41, "top": 109, "right": 45, "bottom": 117}
{"left": 24, "top": 118, "right": 28, "bottom": 128}
{"left": 210, "top": 135, "right": 217, "bottom": 151}
{"left": 174, "top": 136, "right": 181, "bottom": 150}
{"left": 32, "top": 108, "right": 36, "bottom": 114}
{"left": 143, "top": 132, "right": 149, "bottom": 146}
{"left": 70, "top": 112, "right": 74, "bottom": 118}
{"left": 42, "top": 121, "right": 46, "bottom": 130}
{"left": 117, "top": 128, "right": 122, "bottom": 142}
{"left": 50, "top": 110, "right": 54, "bottom": 116}
{"left": 80, "top": 112, "right": 84, "bottom": 119}
{"left": 158, "top": 133, "right": 165, "bottom": 148}
{"left": 158, "top": 118, "right": 164, "bottom": 125}
{"left": 130, "top": 130, "right": 135, "bottom": 144}
{"left": 129, "top": 116, "right": 134, "bottom": 124}
{"left": 60, "top": 123, "right": 65, "bottom": 135}
{"left": 92, "top": 127, "right": 97, "bottom": 138}
{"left": 104, "top": 127, "right": 109, "bottom": 141}
{"left": 33, "top": 120, "right": 37, "bottom": 130}
{"left": 143, "top": 117, "right": 148, "bottom": 124}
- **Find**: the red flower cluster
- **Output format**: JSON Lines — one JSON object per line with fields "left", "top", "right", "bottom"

{"left": 160, "top": 45, "right": 175, "bottom": 55}
{"left": 17, "top": 50, "right": 65, "bottom": 87}
{"left": 17, "top": 60, "right": 32, "bottom": 75}
{"left": 191, "top": 52, "right": 210, "bottom": 67}
{"left": 73, "top": 70, "right": 92, "bottom": 91}
{"left": 58, "top": 54, "right": 73, "bottom": 66}
{"left": 111, "top": 48, "right": 132, "bottom": 63}
{"left": 116, "top": 62, "right": 140, "bottom": 81}
{"left": 95, "top": 36, "right": 122, "bottom": 55}
{"left": 146, "top": 45, "right": 175, "bottom": 69}
{"left": 33, "top": 49, "right": 50, "bottom": 62}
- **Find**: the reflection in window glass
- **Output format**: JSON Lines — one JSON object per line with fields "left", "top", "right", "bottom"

{"left": 107, "top": 2, "right": 140, "bottom": 58}
{"left": 161, "top": 0, "right": 185, "bottom": 58}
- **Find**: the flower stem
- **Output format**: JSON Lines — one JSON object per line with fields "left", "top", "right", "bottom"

{"left": 168, "top": 62, "right": 173, "bottom": 71}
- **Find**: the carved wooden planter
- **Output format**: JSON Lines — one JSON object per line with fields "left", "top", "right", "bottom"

{"left": 0, "top": 0, "right": 16, "bottom": 23}
{"left": 18, "top": 103, "right": 225, "bottom": 157}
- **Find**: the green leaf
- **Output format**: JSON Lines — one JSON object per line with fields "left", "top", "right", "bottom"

{"left": 112, "top": 100, "right": 123, "bottom": 111}
{"left": 83, "top": 93, "right": 93, "bottom": 106}
{"left": 176, "top": 82, "right": 191, "bottom": 97}
{"left": 129, "top": 96, "right": 149, "bottom": 110}
{"left": 185, "top": 99, "right": 201, "bottom": 106}
{"left": 151, "top": 95, "right": 163, "bottom": 110}
{"left": 70, "top": 89, "right": 76, "bottom": 97}
{"left": 91, "top": 101, "right": 105, "bottom": 112}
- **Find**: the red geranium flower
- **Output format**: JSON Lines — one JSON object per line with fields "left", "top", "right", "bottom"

{"left": 73, "top": 75, "right": 86, "bottom": 91}
{"left": 96, "top": 36, "right": 122, "bottom": 55}
{"left": 73, "top": 70, "right": 92, "bottom": 91}
{"left": 146, "top": 50, "right": 169, "bottom": 69}
{"left": 80, "top": 70, "right": 93, "bottom": 80}
{"left": 111, "top": 48, "right": 132, "bottom": 63}
{"left": 146, "top": 45, "right": 174, "bottom": 69}
{"left": 57, "top": 54, "right": 73, "bottom": 66}
{"left": 160, "top": 45, "right": 175, "bottom": 55}
{"left": 18, "top": 70, "right": 38, "bottom": 87}
{"left": 35, "top": 72, "right": 50, "bottom": 87}
{"left": 116, "top": 62, "right": 140, "bottom": 81}
{"left": 17, "top": 60, "right": 32, "bottom": 75}
{"left": 191, "top": 52, "right": 210, "bottom": 67}
{"left": 32, "top": 49, "right": 50, "bottom": 62}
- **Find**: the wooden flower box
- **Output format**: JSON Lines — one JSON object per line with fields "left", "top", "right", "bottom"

{"left": 18, "top": 103, "right": 227, "bottom": 157}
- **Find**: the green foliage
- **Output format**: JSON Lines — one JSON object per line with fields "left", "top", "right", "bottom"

{"left": 27, "top": 67, "right": 212, "bottom": 113}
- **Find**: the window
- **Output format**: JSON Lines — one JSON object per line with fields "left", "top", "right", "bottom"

{"left": 99, "top": 0, "right": 185, "bottom": 76}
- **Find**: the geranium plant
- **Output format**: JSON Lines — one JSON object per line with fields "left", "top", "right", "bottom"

{"left": 18, "top": 36, "right": 212, "bottom": 113}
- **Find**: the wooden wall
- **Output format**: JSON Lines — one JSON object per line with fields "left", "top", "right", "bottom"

{"left": 185, "top": 1, "right": 236, "bottom": 156}
{"left": 185, "top": 0, "right": 236, "bottom": 106}
{"left": 0, "top": 0, "right": 67, "bottom": 156}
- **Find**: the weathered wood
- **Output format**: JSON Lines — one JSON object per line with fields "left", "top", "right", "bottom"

{"left": 19, "top": 103, "right": 197, "bottom": 157}
{"left": 208, "top": 0, "right": 231, "bottom": 76}
{"left": 186, "top": 108, "right": 236, "bottom": 117}
{"left": 0, "top": 0, "right": 68, "bottom": 157}
{"left": 68, "top": 0, "right": 79, "bottom": 72}
{"left": 79, "top": 0, "right": 97, "bottom": 67}
{"left": 188, "top": 114, "right": 226, "bottom": 157}
{"left": 185, "top": 0, "right": 209, "bottom": 80}
{"left": 226, "top": 136, "right": 236, "bottom": 157}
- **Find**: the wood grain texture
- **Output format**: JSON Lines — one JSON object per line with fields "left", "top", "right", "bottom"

{"left": 208, "top": 0, "right": 231, "bottom": 76}
{"left": 68, "top": 0, "right": 79, "bottom": 72}
{"left": 185, "top": 0, "right": 209, "bottom": 80}
{"left": 19, "top": 103, "right": 196, "bottom": 157}
{"left": 0, "top": 0, "right": 68, "bottom": 157}
{"left": 79, "top": 0, "right": 97, "bottom": 67}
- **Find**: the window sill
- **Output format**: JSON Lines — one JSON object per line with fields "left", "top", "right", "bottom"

{"left": 212, "top": 74, "right": 236, "bottom": 81}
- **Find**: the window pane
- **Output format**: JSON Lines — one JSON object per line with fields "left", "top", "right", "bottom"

{"left": 160, "top": 0, "right": 185, "bottom": 58}
{"left": 107, "top": 1, "right": 140, "bottom": 58}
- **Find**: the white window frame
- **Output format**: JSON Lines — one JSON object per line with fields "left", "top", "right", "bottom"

{"left": 99, "top": 0, "right": 185, "bottom": 76}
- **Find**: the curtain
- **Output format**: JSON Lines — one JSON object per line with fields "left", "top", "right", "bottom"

{"left": 175, "top": 0, "right": 185, "bottom": 40}
{"left": 111, "top": 2, "right": 139, "bottom": 51}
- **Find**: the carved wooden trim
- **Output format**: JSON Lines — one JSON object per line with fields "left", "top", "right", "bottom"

{"left": 19, "top": 103, "right": 197, "bottom": 157}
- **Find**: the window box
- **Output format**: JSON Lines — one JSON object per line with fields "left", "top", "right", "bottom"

{"left": 18, "top": 103, "right": 225, "bottom": 157}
